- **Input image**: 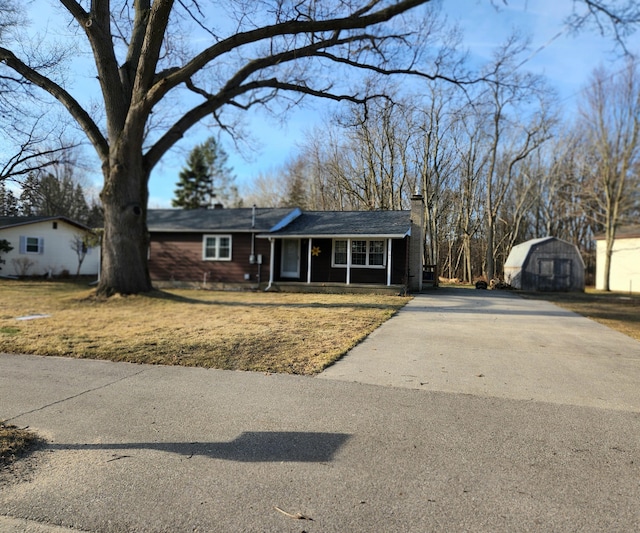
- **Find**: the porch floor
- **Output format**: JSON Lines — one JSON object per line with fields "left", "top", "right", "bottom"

{"left": 266, "top": 281, "right": 407, "bottom": 296}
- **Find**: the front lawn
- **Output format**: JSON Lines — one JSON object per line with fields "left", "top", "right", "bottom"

{"left": 0, "top": 280, "right": 409, "bottom": 375}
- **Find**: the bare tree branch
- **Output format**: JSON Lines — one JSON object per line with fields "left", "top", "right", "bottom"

{"left": 0, "top": 46, "right": 109, "bottom": 162}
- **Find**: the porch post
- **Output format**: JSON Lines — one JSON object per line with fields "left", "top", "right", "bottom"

{"left": 268, "top": 238, "right": 275, "bottom": 285}
{"left": 307, "top": 238, "right": 312, "bottom": 284}
{"left": 346, "top": 238, "right": 352, "bottom": 285}
{"left": 387, "top": 238, "right": 392, "bottom": 286}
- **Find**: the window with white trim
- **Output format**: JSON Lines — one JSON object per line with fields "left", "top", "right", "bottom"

{"left": 332, "top": 239, "right": 386, "bottom": 268}
{"left": 20, "top": 236, "right": 44, "bottom": 254}
{"left": 203, "top": 235, "right": 232, "bottom": 261}
{"left": 334, "top": 240, "right": 347, "bottom": 265}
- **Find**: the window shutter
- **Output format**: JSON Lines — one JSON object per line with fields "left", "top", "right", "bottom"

{"left": 19, "top": 236, "right": 26, "bottom": 254}
{"left": 39, "top": 238, "right": 44, "bottom": 254}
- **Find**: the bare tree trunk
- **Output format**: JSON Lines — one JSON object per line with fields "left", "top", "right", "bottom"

{"left": 98, "top": 148, "right": 151, "bottom": 295}
{"left": 603, "top": 225, "right": 616, "bottom": 291}
{"left": 578, "top": 59, "right": 640, "bottom": 291}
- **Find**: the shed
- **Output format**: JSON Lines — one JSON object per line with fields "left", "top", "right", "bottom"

{"left": 504, "top": 237, "right": 585, "bottom": 292}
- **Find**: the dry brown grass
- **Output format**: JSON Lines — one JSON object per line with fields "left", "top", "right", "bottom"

{"left": 519, "top": 288, "right": 640, "bottom": 342}
{"left": 0, "top": 280, "right": 408, "bottom": 375}
{"left": 0, "top": 421, "right": 41, "bottom": 468}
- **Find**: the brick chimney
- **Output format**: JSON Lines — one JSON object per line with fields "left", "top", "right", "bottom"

{"left": 408, "top": 191, "right": 425, "bottom": 292}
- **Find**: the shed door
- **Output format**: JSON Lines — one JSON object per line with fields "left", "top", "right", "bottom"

{"left": 554, "top": 259, "right": 572, "bottom": 290}
{"left": 281, "top": 239, "right": 300, "bottom": 278}
{"left": 538, "top": 258, "right": 572, "bottom": 290}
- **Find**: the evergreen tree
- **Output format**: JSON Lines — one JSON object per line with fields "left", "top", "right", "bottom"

{"left": 18, "top": 172, "right": 40, "bottom": 216}
{"left": 172, "top": 137, "right": 238, "bottom": 209}
{"left": 86, "top": 201, "right": 104, "bottom": 228}
{"left": 200, "top": 137, "right": 240, "bottom": 208}
{"left": 17, "top": 171, "right": 92, "bottom": 223}
{"left": 0, "top": 239, "right": 13, "bottom": 271}
{"left": 172, "top": 148, "right": 211, "bottom": 209}
{"left": 0, "top": 181, "right": 19, "bottom": 216}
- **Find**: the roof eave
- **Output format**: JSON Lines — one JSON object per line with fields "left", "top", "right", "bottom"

{"left": 0, "top": 216, "right": 93, "bottom": 232}
{"left": 257, "top": 232, "right": 409, "bottom": 239}
{"left": 148, "top": 228, "right": 272, "bottom": 233}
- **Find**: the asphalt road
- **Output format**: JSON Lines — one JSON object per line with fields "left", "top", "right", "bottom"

{"left": 1, "top": 289, "right": 640, "bottom": 532}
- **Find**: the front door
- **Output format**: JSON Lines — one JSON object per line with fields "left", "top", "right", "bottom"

{"left": 281, "top": 239, "right": 300, "bottom": 278}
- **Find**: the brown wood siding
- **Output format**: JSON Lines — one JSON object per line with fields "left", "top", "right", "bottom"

{"left": 149, "top": 232, "right": 271, "bottom": 283}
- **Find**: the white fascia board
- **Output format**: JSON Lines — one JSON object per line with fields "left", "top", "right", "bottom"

{"left": 149, "top": 228, "right": 262, "bottom": 233}
{"left": 256, "top": 233, "right": 409, "bottom": 239}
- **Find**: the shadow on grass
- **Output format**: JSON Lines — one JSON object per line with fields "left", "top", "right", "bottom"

{"left": 144, "top": 288, "right": 405, "bottom": 311}
{"left": 47, "top": 431, "right": 351, "bottom": 463}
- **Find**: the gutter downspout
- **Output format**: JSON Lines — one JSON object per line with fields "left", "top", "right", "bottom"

{"left": 250, "top": 204, "right": 256, "bottom": 257}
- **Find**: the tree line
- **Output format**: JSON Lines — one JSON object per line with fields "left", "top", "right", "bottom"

{"left": 244, "top": 51, "right": 640, "bottom": 288}
{"left": 1, "top": 0, "right": 638, "bottom": 294}
{"left": 0, "top": 165, "right": 103, "bottom": 228}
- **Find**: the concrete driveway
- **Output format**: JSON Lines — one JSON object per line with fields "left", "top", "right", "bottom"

{"left": 1, "top": 289, "right": 640, "bottom": 532}
{"left": 320, "top": 288, "right": 640, "bottom": 411}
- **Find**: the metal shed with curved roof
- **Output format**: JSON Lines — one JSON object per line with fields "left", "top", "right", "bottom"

{"left": 504, "top": 237, "right": 585, "bottom": 292}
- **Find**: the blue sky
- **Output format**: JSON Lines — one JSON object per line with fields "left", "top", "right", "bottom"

{"left": 148, "top": 0, "right": 639, "bottom": 208}
{"left": 4, "top": 2, "right": 637, "bottom": 207}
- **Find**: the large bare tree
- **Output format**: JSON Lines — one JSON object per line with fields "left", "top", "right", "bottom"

{"left": 0, "top": 1, "right": 637, "bottom": 294}
{"left": 0, "top": 0, "right": 444, "bottom": 295}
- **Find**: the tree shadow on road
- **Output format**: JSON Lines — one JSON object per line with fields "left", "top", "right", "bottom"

{"left": 46, "top": 431, "right": 351, "bottom": 463}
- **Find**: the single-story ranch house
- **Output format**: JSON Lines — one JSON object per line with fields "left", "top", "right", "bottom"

{"left": 595, "top": 225, "right": 640, "bottom": 293}
{"left": 0, "top": 216, "right": 100, "bottom": 277}
{"left": 147, "top": 194, "right": 426, "bottom": 294}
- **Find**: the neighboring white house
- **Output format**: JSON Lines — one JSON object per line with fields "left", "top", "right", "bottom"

{"left": 0, "top": 216, "right": 100, "bottom": 277}
{"left": 595, "top": 226, "right": 640, "bottom": 293}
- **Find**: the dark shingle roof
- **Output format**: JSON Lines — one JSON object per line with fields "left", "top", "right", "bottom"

{"left": 146, "top": 208, "right": 300, "bottom": 233}
{"left": 0, "top": 216, "right": 91, "bottom": 231}
{"left": 264, "top": 210, "right": 411, "bottom": 238}
{"left": 147, "top": 208, "right": 412, "bottom": 238}
{"left": 594, "top": 225, "right": 640, "bottom": 240}
{"left": 504, "top": 237, "right": 584, "bottom": 269}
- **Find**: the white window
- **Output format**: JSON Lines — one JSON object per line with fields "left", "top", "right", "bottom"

{"left": 203, "top": 235, "right": 232, "bottom": 261}
{"left": 332, "top": 239, "right": 386, "bottom": 268}
{"left": 20, "top": 236, "right": 44, "bottom": 254}
{"left": 334, "top": 240, "right": 347, "bottom": 265}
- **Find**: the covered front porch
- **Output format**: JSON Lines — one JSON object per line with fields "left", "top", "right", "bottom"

{"left": 262, "top": 235, "right": 410, "bottom": 292}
